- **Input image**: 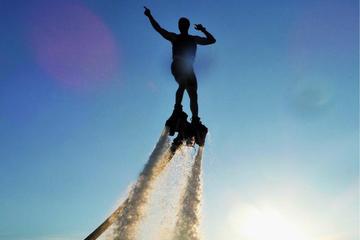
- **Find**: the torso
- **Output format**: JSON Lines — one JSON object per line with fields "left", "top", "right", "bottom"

{"left": 171, "top": 34, "right": 197, "bottom": 63}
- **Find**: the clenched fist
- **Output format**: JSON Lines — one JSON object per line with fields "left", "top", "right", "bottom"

{"left": 144, "top": 6, "right": 151, "bottom": 17}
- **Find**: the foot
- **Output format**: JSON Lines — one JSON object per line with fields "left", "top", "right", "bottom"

{"left": 191, "top": 116, "right": 202, "bottom": 126}
{"left": 166, "top": 105, "right": 186, "bottom": 136}
{"left": 191, "top": 116, "right": 208, "bottom": 146}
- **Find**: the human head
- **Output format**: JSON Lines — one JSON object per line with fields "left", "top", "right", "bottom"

{"left": 178, "top": 17, "right": 190, "bottom": 34}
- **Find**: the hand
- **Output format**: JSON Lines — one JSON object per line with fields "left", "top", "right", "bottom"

{"left": 194, "top": 24, "right": 206, "bottom": 31}
{"left": 144, "top": 6, "right": 151, "bottom": 17}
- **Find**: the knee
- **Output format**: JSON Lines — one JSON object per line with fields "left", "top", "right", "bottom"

{"left": 188, "top": 89, "right": 198, "bottom": 100}
{"left": 177, "top": 85, "right": 186, "bottom": 92}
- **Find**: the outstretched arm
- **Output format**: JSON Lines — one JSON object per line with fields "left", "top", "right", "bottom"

{"left": 144, "top": 7, "right": 176, "bottom": 41}
{"left": 193, "top": 24, "right": 216, "bottom": 45}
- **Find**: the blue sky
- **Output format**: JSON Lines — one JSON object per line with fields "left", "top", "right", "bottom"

{"left": 0, "top": 0, "right": 358, "bottom": 239}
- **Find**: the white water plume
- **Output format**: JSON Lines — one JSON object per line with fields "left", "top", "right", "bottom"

{"left": 111, "top": 128, "right": 172, "bottom": 240}
{"left": 88, "top": 131, "right": 206, "bottom": 240}
{"left": 136, "top": 147, "right": 194, "bottom": 240}
{"left": 173, "top": 146, "right": 204, "bottom": 240}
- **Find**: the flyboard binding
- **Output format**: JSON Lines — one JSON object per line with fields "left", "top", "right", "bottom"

{"left": 165, "top": 108, "right": 208, "bottom": 153}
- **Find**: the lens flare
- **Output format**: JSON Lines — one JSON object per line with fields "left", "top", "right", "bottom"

{"left": 26, "top": 2, "right": 119, "bottom": 90}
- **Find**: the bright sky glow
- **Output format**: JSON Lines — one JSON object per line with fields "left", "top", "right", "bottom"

{"left": 229, "top": 205, "right": 309, "bottom": 240}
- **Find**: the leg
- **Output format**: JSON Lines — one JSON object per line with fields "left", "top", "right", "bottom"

{"left": 172, "top": 62, "right": 186, "bottom": 111}
{"left": 186, "top": 74, "right": 198, "bottom": 119}
{"left": 166, "top": 82, "right": 186, "bottom": 135}
{"left": 187, "top": 86, "right": 198, "bottom": 118}
{"left": 175, "top": 84, "right": 186, "bottom": 110}
{"left": 186, "top": 75, "right": 207, "bottom": 146}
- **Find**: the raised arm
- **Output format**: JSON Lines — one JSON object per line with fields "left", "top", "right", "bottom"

{"left": 193, "top": 24, "right": 216, "bottom": 45}
{"left": 144, "top": 7, "right": 176, "bottom": 41}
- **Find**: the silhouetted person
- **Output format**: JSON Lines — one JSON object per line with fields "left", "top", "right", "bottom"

{"left": 144, "top": 7, "right": 216, "bottom": 125}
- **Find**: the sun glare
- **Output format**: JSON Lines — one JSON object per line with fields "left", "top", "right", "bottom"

{"left": 229, "top": 205, "right": 310, "bottom": 240}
